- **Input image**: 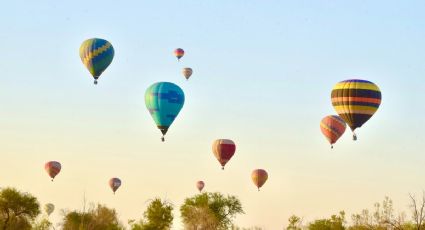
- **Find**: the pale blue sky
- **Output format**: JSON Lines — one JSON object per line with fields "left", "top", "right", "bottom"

{"left": 1, "top": 1, "right": 425, "bottom": 229}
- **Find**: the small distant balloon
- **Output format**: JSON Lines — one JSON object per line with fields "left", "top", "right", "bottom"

{"left": 212, "top": 139, "right": 236, "bottom": 170}
{"left": 45, "top": 161, "right": 61, "bottom": 181}
{"left": 331, "top": 79, "right": 381, "bottom": 140}
{"left": 251, "top": 169, "right": 268, "bottom": 191}
{"left": 182, "top": 68, "right": 193, "bottom": 80}
{"left": 174, "top": 48, "right": 184, "bottom": 61}
{"left": 109, "top": 178, "right": 121, "bottom": 194}
{"left": 196, "top": 181, "right": 205, "bottom": 192}
{"left": 79, "top": 38, "right": 115, "bottom": 85}
{"left": 44, "top": 203, "right": 55, "bottom": 216}
{"left": 320, "top": 115, "right": 347, "bottom": 148}
{"left": 145, "top": 82, "right": 185, "bottom": 142}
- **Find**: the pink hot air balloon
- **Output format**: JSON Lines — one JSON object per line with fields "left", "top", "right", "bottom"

{"left": 45, "top": 161, "right": 61, "bottom": 181}
{"left": 251, "top": 169, "right": 268, "bottom": 191}
{"left": 212, "top": 139, "right": 236, "bottom": 170}
{"left": 109, "top": 178, "right": 122, "bottom": 194}
{"left": 196, "top": 181, "right": 205, "bottom": 192}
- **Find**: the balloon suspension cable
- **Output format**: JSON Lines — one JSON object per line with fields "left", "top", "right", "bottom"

{"left": 353, "top": 133, "right": 357, "bottom": 141}
{"left": 94, "top": 80, "right": 98, "bottom": 85}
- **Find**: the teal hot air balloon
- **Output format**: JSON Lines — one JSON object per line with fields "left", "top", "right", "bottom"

{"left": 145, "top": 82, "right": 185, "bottom": 142}
{"left": 79, "top": 38, "right": 114, "bottom": 85}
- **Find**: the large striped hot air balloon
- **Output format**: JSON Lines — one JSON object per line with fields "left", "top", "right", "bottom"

{"left": 79, "top": 38, "right": 114, "bottom": 85}
{"left": 182, "top": 67, "right": 193, "bottom": 80}
{"left": 212, "top": 139, "right": 236, "bottom": 170}
{"left": 109, "top": 178, "right": 121, "bottom": 194}
{"left": 196, "top": 181, "right": 205, "bottom": 192}
{"left": 174, "top": 48, "right": 184, "bottom": 61}
{"left": 320, "top": 115, "right": 347, "bottom": 148}
{"left": 45, "top": 161, "right": 61, "bottom": 181}
{"left": 145, "top": 82, "right": 185, "bottom": 142}
{"left": 331, "top": 79, "right": 381, "bottom": 140}
{"left": 251, "top": 169, "right": 268, "bottom": 191}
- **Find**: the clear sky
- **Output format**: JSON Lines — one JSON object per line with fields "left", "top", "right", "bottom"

{"left": 1, "top": 0, "right": 425, "bottom": 229}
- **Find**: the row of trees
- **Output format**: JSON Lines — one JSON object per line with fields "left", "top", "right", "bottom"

{"left": 0, "top": 187, "right": 245, "bottom": 230}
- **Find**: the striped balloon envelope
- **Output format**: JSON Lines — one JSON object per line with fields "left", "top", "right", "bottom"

{"left": 212, "top": 139, "right": 236, "bottom": 170}
{"left": 251, "top": 169, "right": 268, "bottom": 191}
{"left": 320, "top": 115, "right": 347, "bottom": 148}
{"left": 109, "top": 178, "right": 121, "bottom": 194}
{"left": 145, "top": 82, "right": 185, "bottom": 142}
{"left": 45, "top": 161, "right": 61, "bottom": 181}
{"left": 79, "top": 38, "right": 114, "bottom": 84}
{"left": 174, "top": 48, "right": 184, "bottom": 61}
{"left": 331, "top": 79, "right": 381, "bottom": 140}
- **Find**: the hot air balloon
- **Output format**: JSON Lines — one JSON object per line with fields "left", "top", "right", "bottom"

{"left": 196, "top": 181, "right": 205, "bottom": 192}
{"left": 174, "top": 48, "right": 184, "bottom": 61}
{"left": 320, "top": 115, "right": 347, "bottom": 148}
{"left": 44, "top": 203, "right": 55, "bottom": 216}
{"left": 212, "top": 139, "right": 236, "bottom": 170}
{"left": 79, "top": 38, "right": 114, "bottom": 85}
{"left": 109, "top": 178, "right": 121, "bottom": 194}
{"left": 45, "top": 161, "right": 61, "bottom": 181}
{"left": 331, "top": 79, "right": 381, "bottom": 140}
{"left": 251, "top": 169, "right": 268, "bottom": 191}
{"left": 145, "top": 82, "right": 185, "bottom": 142}
{"left": 182, "top": 68, "right": 193, "bottom": 80}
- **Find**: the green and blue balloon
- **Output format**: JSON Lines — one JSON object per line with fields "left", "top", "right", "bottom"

{"left": 145, "top": 82, "right": 185, "bottom": 141}
{"left": 79, "top": 38, "right": 114, "bottom": 85}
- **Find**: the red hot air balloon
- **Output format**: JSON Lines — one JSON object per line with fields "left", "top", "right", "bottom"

{"left": 109, "top": 178, "right": 121, "bottom": 194}
{"left": 174, "top": 48, "right": 184, "bottom": 61}
{"left": 196, "top": 181, "right": 205, "bottom": 192}
{"left": 320, "top": 115, "right": 347, "bottom": 149}
{"left": 212, "top": 139, "right": 236, "bottom": 170}
{"left": 45, "top": 161, "right": 61, "bottom": 181}
{"left": 251, "top": 169, "right": 268, "bottom": 191}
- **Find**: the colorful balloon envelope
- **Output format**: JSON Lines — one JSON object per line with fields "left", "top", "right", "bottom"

{"left": 45, "top": 161, "right": 61, "bottom": 181}
{"left": 145, "top": 82, "right": 185, "bottom": 142}
{"left": 182, "top": 67, "right": 193, "bottom": 80}
{"left": 44, "top": 203, "right": 55, "bottom": 216}
{"left": 109, "top": 178, "right": 121, "bottom": 194}
{"left": 196, "top": 181, "right": 205, "bottom": 192}
{"left": 331, "top": 79, "right": 381, "bottom": 140}
{"left": 251, "top": 169, "right": 268, "bottom": 191}
{"left": 174, "top": 48, "right": 184, "bottom": 61}
{"left": 212, "top": 139, "right": 236, "bottom": 170}
{"left": 320, "top": 115, "right": 347, "bottom": 148}
{"left": 79, "top": 38, "right": 115, "bottom": 85}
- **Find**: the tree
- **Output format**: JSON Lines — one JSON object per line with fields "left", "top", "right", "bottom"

{"left": 129, "top": 198, "right": 173, "bottom": 230}
{"left": 308, "top": 211, "right": 345, "bottom": 230}
{"left": 61, "top": 204, "right": 124, "bottom": 230}
{"left": 32, "top": 218, "right": 53, "bottom": 230}
{"left": 286, "top": 215, "right": 302, "bottom": 230}
{"left": 0, "top": 187, "right": 40, "bottom": 230}
{"left": 180, "top": 192, "right": 244, "bottom": 230}
{"left": 409, "top": 192, "right": 425, "bottom": 230}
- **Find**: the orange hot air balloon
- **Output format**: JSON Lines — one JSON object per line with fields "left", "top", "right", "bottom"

{"left": 174, "top": 48, "right": 184, "bottom": 61}
{"left": 320, "top": 115, "right": 347, "bottom": 149}
{"left": 251, "top": 169, "right": 268, "bottom": 191}
{"left": 212, "top": 139, "right": 236, "bottom": 170}
{"left": 109, "top": 178, "right": 121, "bottom": 194}
{"left": 196, "top": 181, "right": 205, "bottom": 192}
{"left": 45, "top": 161, "right": 61, "bottom": 181}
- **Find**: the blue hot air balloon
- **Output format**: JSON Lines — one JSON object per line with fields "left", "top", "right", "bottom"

{"left": 145, "top": 82, "right": 185, "bottom": 141}
{"left": 79, "top": 38, "right": 114, "bottom": 85}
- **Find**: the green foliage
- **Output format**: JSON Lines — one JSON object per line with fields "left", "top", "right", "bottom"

{"left": 180, "top": 192, "right": 244, "bottom": 230}
{"left": 308, "top": 211, "right": 346, "bottom": 230}
{"left": 31, "top": 218, "right": 52, "bottom": 230}
{"left": 286, "top": 215, "right": 302, "bottom": 230}
{"left": 0, "top": 187, "right": 40, "bottom": 230}
{"left": 129, "top": 198, "right": 173, "bottom": 230}
{"left": 61, "top": 204, "right": 124, "bottom": 230}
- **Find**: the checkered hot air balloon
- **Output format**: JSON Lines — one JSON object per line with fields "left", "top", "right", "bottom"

{"left": 251, "top": 169, "right": 268, "bottom": 191}
{"left": 320, "top": 115, "right": 347, "bottom": 148}
{"left": 109, "top": 178, "right": 121, "bottom": 195}
{"left": 331, "top": 79, "right": 381, "bottom": 140}
{"left": 212, "top": 139, "right": 236, "bottom": 170}
{"left": 45, "top": 161, "right": 61, "bottom": 181}
{"left": 79, "top": 38, "right": 114, "bottom": 85}
{"left": 145, "top": 82, "right": 185, "bottom": 142}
